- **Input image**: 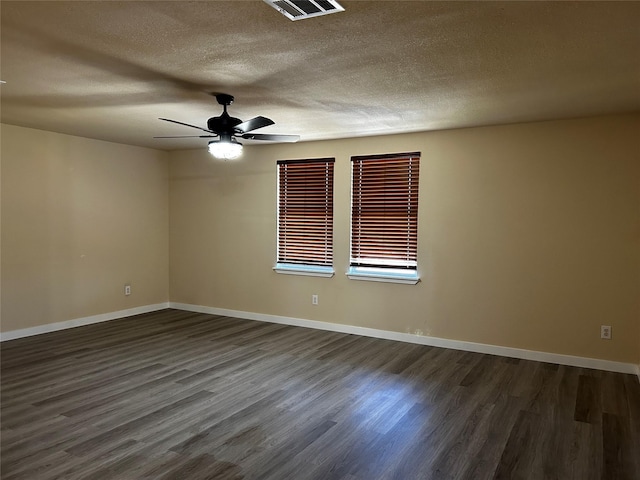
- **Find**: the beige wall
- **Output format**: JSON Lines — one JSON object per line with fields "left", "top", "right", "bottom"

{"left": 1, "top": 115, "right": 638, "bottom": 365}
{"left": 1, "top": 124, "right": 170, "bottom": 332}
{"left": 169, "top": 114, "right": 640, "bottom": 364}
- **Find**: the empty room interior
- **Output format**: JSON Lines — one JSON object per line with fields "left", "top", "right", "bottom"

{"left": 1, "top": 1, "right": 639, "bottom": 479}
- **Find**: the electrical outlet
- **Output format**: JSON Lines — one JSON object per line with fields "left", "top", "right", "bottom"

{"left": 600, "top": 325, "right": 611, "bottom": 340}
{"left": 312, "top": 294, "right": 318, "bottom": 305}
{"left": 124, "top": 284, "right": 131, "bottom": 296}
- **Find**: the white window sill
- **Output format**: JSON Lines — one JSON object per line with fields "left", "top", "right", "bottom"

{"left": 274, "top": 263, "right": 335, "bottom": 278}
{"left": 346, "top": 267, "right": 420, "bottom": 285}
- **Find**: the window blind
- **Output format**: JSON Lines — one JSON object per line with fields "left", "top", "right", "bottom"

{"left": 277, "top": 158, "right": 334, "bottom": 267}
{"left": 350, "top": 152, "right": 420, "bottom": 269}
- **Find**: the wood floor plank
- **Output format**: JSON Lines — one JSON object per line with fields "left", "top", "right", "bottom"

{"left": 574, "top": 374, "right": 602, "bottom": 424}
{"left": 2, "top": 308, "right": 639, "bottom": 479}
{"left": 456, "top": 393, "right": 524, "bottom": 480}
{"left": 492, "top": 409, "right": 541, "bottom": 479}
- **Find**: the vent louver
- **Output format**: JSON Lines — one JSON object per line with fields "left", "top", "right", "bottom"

{"left": 264, "top": 0, "right": 344, "bottom": 21}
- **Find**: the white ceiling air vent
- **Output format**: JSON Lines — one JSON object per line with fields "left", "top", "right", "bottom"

{"left": 263, "top": 0, "right": 344, "bottom": 21}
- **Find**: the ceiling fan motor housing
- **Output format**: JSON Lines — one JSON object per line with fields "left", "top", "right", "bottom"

{"left": 207, "top": 113, "right": 242, "bottom": 133}
{"left": 207, "top": 94, "right": 241, "bottom": 133}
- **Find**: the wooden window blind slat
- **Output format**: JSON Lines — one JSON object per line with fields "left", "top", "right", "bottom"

{"left": 278, "top": 158, "right": 334, "bottom": 267}
{"left": 350, "top": 153, "right": 420, "bottom": 269}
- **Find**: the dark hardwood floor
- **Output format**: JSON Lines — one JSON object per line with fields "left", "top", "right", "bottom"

{"left": 1, "top": 309, "right": 639, "bottom": 480}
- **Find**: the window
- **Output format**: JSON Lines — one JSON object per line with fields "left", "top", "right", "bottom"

{"left": 349, "top": 152, "right": 420, "bottom": 284}
{"left": 275, "top": 158, "right": 335, "bottom": 277}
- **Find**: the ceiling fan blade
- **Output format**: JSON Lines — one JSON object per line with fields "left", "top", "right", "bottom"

{"left": 154, "top": 135, "right": 217, "bottom": 138}
{"left": 241, "top": 133, "right": 300, "bottom": 143}
{"left": 159, "top": 118, "right": 214, "bottom": 134}
{"left": 234, "top": 116, "right": 275, "bottom": 134}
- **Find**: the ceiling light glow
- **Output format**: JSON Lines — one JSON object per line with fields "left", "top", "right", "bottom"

{"left": 208, "top": 139, "right": 243, "bottom": 160}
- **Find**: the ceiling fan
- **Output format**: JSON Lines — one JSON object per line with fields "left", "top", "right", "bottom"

{"left": 155, "top": 93, "right": 300, "bottom": 159}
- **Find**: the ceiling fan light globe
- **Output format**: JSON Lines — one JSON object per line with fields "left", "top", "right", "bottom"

{"left": 208, "top": 140, "right": 243, "bottom": 160}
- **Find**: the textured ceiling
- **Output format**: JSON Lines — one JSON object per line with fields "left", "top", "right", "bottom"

{"left": 1, "top": 1, "right": 639, "bottom": 151}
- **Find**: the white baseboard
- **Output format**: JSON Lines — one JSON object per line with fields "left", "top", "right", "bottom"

{"left": 2, "top": 301, "right": 637, "bottom": 378}
{"left": 170, "top": 302, "right": 638, "bottom": 376}
{"left": 0, "top": 303, "right": 170, "bottom": 342}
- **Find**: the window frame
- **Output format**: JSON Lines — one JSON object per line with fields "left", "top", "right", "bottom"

{"left": 348, "top": 152, "right": 420, "bottom": 284}
{"left": 274, "top": 157, "right": 335, "bottom": 278}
